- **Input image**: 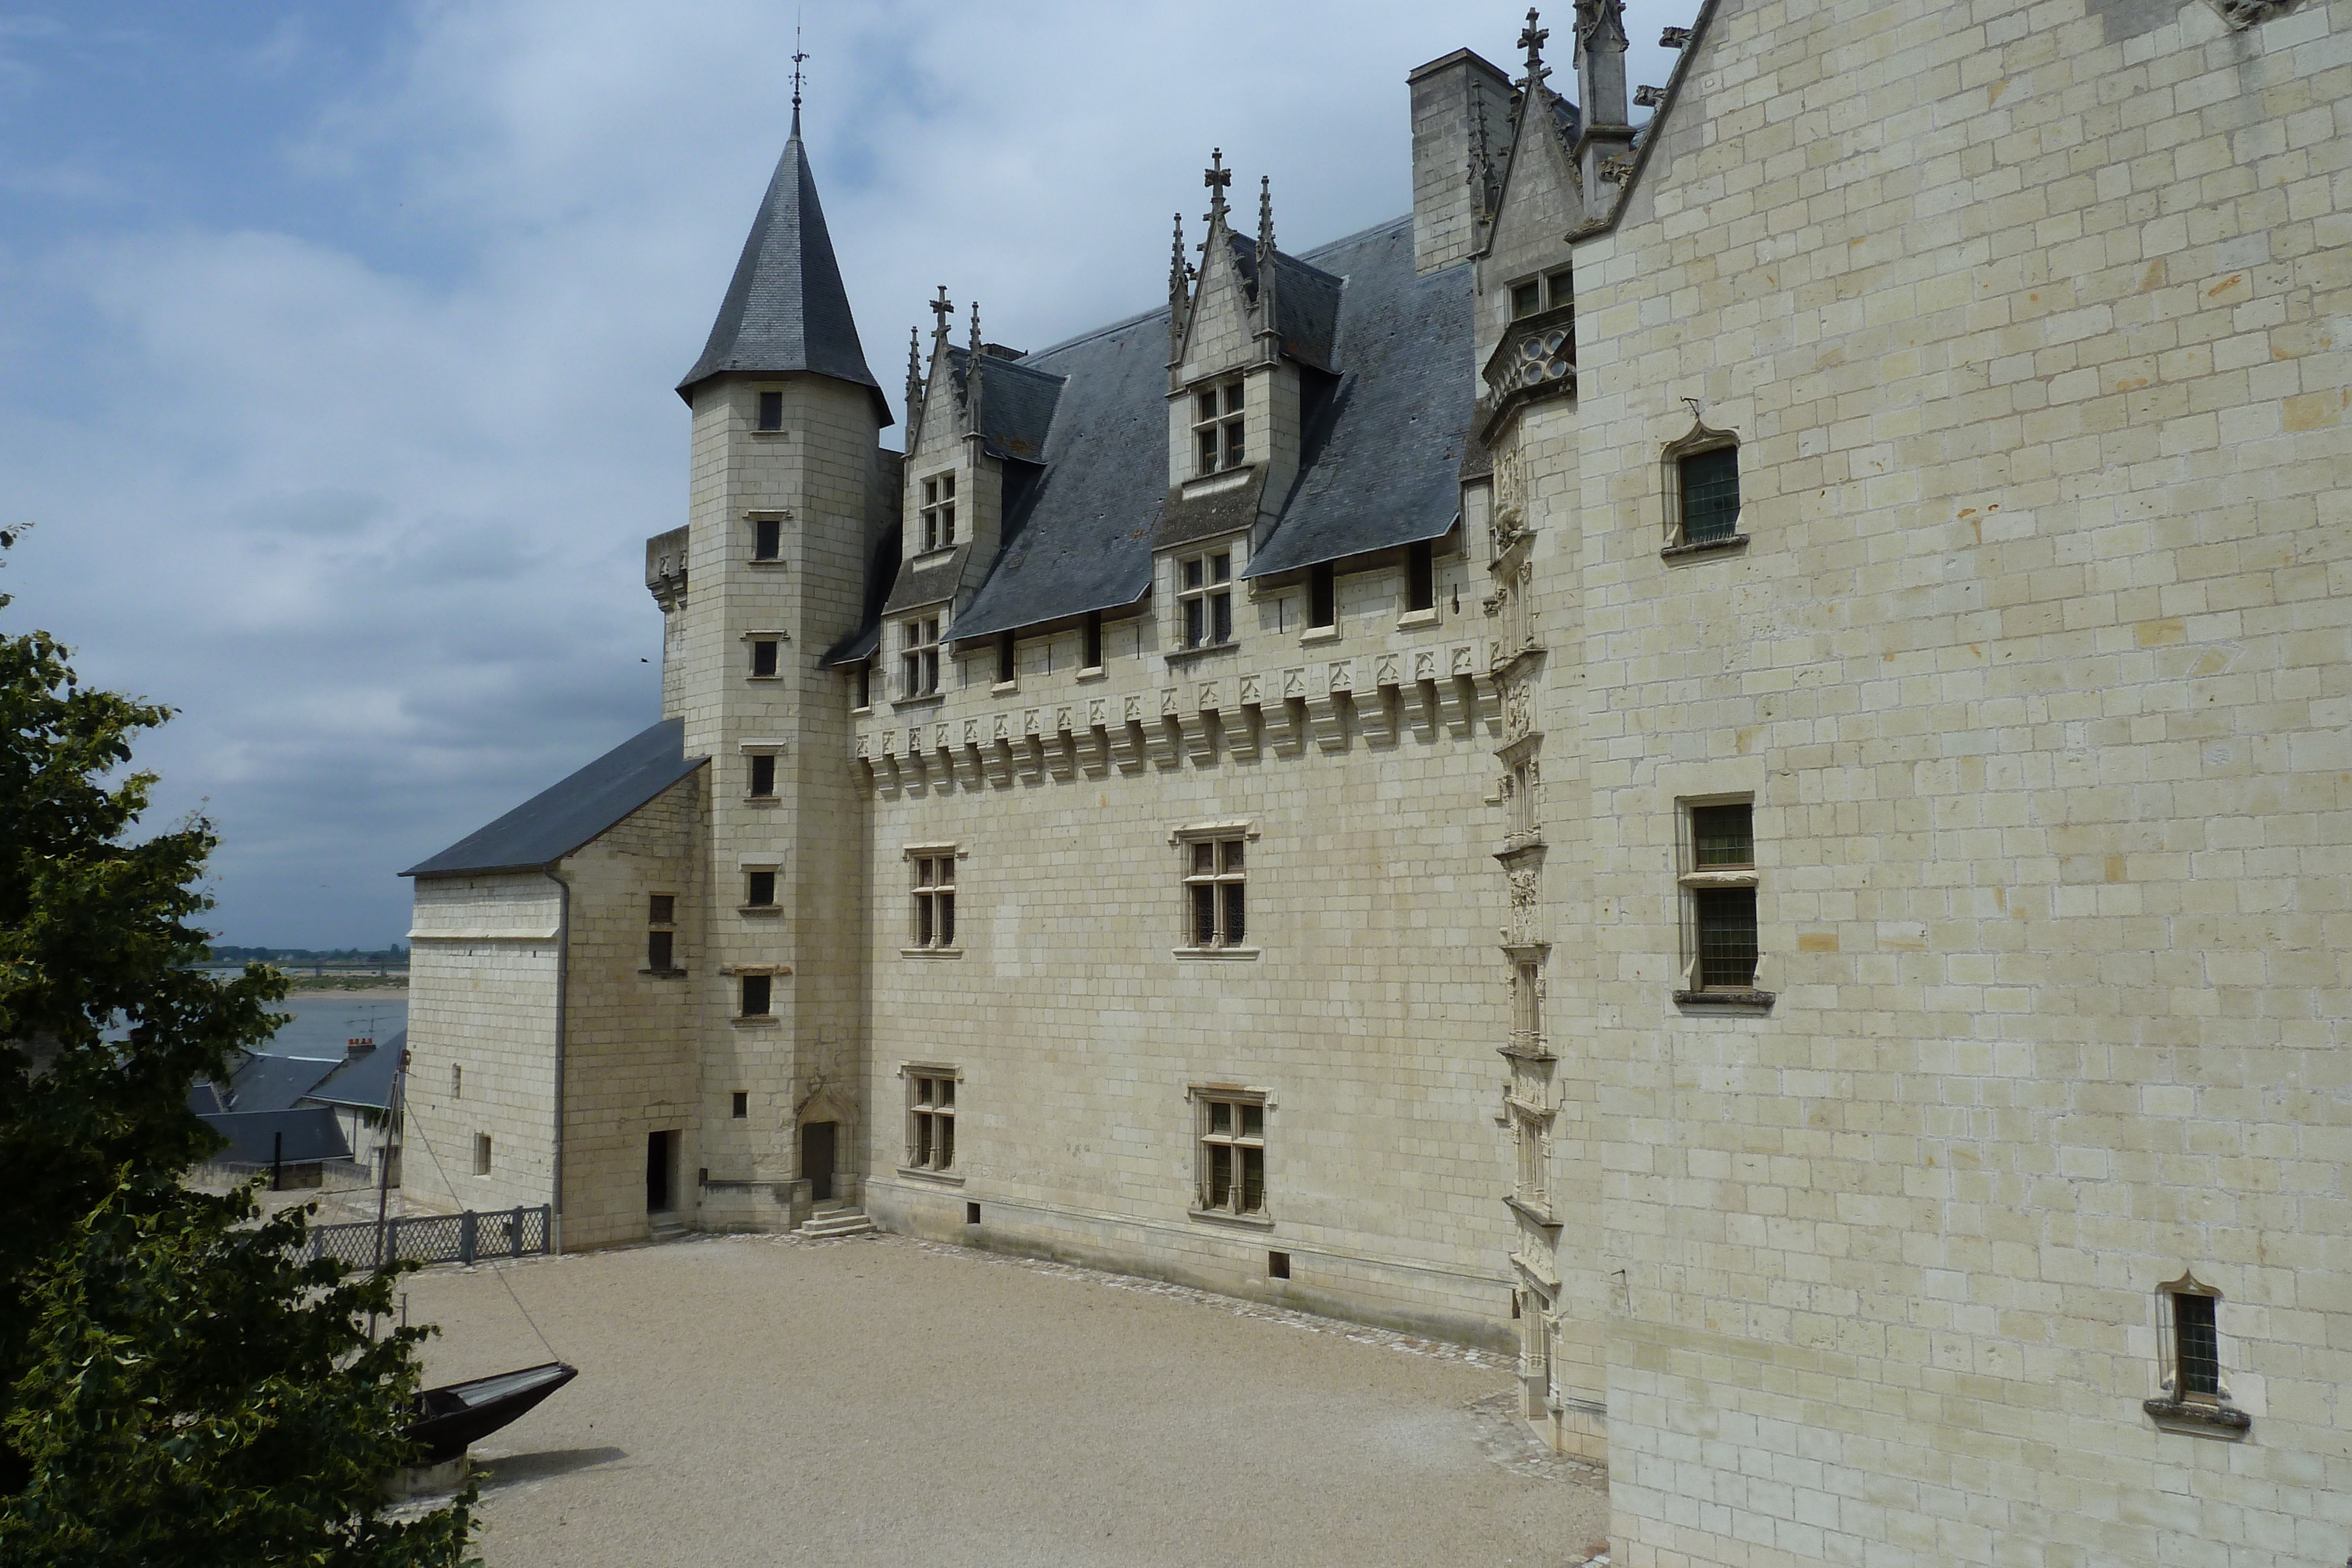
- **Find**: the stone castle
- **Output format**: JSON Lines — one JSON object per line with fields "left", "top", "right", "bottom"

{"left": 401, "top": 1, "right": 2350, "bottom": 1562}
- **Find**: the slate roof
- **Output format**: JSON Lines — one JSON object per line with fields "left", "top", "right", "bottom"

{"left": 302, "top": 1033, "right": 402, "bottom": 1114}
{"left": 944, "top": 214, "right": 1473, "bottom": 641}
{"left": 403, "top": 719, "right": 705, "bottom": 878}
{"left": 224, "top": 1052, "right": 343, "bottom": 1115}
{"left": 677, "top": 120, "right": 890, "bottom": 424}
{"left": 949, "top": 346, "right": 1066, "bottom": 463}
{"left": 1242, "top": 222, "right": 1473, "bottom": 579}
{"left": 1227, "top": 236, "right": 1345, "bottom": 371}
{"left": 201, "top": 1107, "right": 352, "bottom": 1167}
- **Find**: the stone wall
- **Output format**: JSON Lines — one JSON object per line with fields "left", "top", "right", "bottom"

{"left": 552, "top": 772, "right": 705, "bottom": 1251}
{"left": 404, "top": 874, "right": 562, "bottom": 1216}
{"left": 1563, "top": 1, "right": 2351, "bottom": 1562}
{"left": 857, "top": 538, "right": 1521, "bottom": 1346}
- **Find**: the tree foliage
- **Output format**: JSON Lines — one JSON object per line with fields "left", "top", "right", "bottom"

{"left": 0, "top": 533, "right": 474, "bottom": 1562}
{"left": 3, "top": 1191, "right": 473, "bottom": 1567}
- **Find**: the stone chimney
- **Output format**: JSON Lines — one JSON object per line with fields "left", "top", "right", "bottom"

{"left": 1573, "top": 0, "right": 1635, "bottom": 223}
{"left": 1405, "top": 48, "right": 1514, "bottom": 276}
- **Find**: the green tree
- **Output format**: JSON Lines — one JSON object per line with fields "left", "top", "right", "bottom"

{"left": 0, "top": 532, "right": 473, "bottom": 1562}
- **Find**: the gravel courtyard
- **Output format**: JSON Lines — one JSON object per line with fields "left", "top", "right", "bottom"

{"left": 399, "top": 1232, "right": 1610, "bottom": 1568}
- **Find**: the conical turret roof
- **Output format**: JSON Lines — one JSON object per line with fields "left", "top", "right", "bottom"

{"left": 677, "top": 118, "right": 888, "bottom": 421}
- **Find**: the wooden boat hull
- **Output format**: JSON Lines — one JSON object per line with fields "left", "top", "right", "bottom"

{"left": 409, "top": 1361, "right": 578, "bottom": 1462}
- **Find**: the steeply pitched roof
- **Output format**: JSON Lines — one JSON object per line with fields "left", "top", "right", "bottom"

{"left": 946, "top": 303, "right": 1174, "bottom": 640}
{"left": 199, "top": 1107, "right": 352, "bottom": 1167}
{"left": 677, "top": 121, "right": 889, "bottom": 423}
{"left": 403, "top": 719, "right": 705, "bottom": 878}
{"left": 943, "top": 215, "right": 1473, "bottom": 641}
{"left": 1242, "top": 223, "right": 1473, "bottom": 578}
{"left": 302, "top": 1032, "right": 403, "bottom": 1113}
{"left": 1227, "top": 235, "right": 1346, "bottom": 371}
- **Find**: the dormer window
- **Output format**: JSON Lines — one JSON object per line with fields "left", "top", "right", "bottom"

{"left": 1510, "top": 268, "right": 1573, "bottom": 320}
{"left": 1179, "top": 550, "right": 1234, "bottom": 650}
{"left": 901, "top": 616, "right": 941, "bottom": 698}
{"left": 920, "top": 473, "right": 957, "bottom": 551}
{"left": 1193, "top": 379, "right": 1245, "bottom": 476}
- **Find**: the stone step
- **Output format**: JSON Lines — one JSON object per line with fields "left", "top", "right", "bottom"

{"left": 799, "top": 1208, "right": 876, "bottom": 1238}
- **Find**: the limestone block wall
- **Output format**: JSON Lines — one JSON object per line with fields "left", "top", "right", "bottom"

{"left": 857, "top": 542, "right": 1518, "bottom": 1346}
{"left": 1562, "top": 1, "right": 2351, "bottom": 1562}
{"left": 404, "top": 874, "right": 562, "bottom": 1216}
{"left": 553, "top": 772, "right": 704, "bottom": 1252}
{"left": 682, "top": 373, "right": 884, "bottom": 1215}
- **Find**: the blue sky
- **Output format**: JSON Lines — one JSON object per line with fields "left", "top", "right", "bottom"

{"left": 0, "top": 2, "right": 1679, "bottom": 947}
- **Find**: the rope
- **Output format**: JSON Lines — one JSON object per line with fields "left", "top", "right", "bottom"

{"left": 399, "top": 1104, "right": 566, "bottom": 1366}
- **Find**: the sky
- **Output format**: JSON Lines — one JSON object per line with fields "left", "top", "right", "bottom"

{"left": 0, "top": 2, "right": 1683, "bottom": 948}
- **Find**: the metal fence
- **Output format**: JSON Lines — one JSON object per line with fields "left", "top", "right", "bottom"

{"left": 302, "top": 1205, "right": 552, "bottom": 1272}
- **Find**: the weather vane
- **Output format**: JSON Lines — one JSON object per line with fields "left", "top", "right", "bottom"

{"left": 791, "top": 14, "right": 808, "bottom": 116}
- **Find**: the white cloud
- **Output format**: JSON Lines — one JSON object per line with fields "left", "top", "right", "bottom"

{"left": 1, "top": 0, "right": 1688, "bottom": 944}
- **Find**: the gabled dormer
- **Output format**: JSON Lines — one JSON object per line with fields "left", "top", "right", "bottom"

{"left": 880, "top": 289, "right": 1064, "bottom": 696}
{"left": 1159, "top": 153, "right": 1342, "bottom": 602}
{"left": 1475, "top": 11, "right": 1585, "bottom": 437}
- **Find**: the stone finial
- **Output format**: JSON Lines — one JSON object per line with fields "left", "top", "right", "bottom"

{"left": 904, "top": 325, "right": 923, "bottom": 426}
{"left": 1575, "top": 0, "right": 1629, "bottom": 55}
{"left": 928, "top": 285, "right": 955, "bottom": 353}
{"left": 964, "top": 299, "right": 984, "bottom": 434}
{"left": 1203, "top": 148, "right": 1232, "bottom": 228}
{"left": 1253, "top": 174, "right": 1281, "bottom": 352}
{"left": 1518, "top": 9, "right": 1551, "bottom": 92}
{"left": 1168, "top": 212, "right": 1191, "bottom": 353}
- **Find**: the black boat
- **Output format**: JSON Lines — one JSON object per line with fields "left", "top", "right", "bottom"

{"left": 408, "top": 1361, "right": 578, "bottom": 1463}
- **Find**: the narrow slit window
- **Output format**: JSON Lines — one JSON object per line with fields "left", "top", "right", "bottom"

{"left": 473, "top": 1134, "right": 493, "bottom": 1175}
{"left": 1679, "top": 446, "right": 1741, "bottom": 545}
{"left": 995, "top": 630, "right": 1016, "bottom": 685}
{"left": 646, "top": 895, "right": 677, "bottom": 972}
{"left": 1406, "top": 540, "right": 1435, "bottom": 613}
{"left": 1687, "top": 802, "right": 1759, "bottom": 991}
{"left": 1308, "top": 563, "right": 1335, "bottom": 629}
{"left": 853, "top": 659, "right": 871, "bottom": 710}
{"left": 1083, "top": 610, "right": 1104, "bottom": 670}
{"left": 2174, "top": 1292, "right": 2220, "bottom": 1398}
